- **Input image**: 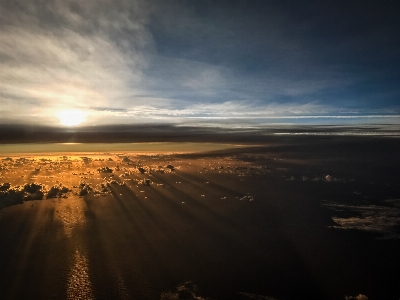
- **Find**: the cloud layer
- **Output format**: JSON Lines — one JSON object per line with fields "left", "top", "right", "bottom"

{"left": 1, "top": 1, "right": 400, "bottom": 125}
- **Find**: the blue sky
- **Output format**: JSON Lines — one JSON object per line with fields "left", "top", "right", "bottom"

{"left": 1, "top": 0, "right": 399, "bottom": 126}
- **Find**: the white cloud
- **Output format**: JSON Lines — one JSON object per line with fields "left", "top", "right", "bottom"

{"left": 0, "top": 0, "right": 150, "bottom": 123}
{"left": 75, "top": 99, "right": 400, "bottom": 126}
{"left": 1, "top": 1, "right": 399, "bottom": 126}
{"left": 97, "top": 101, "right": 328, "bottom": 117}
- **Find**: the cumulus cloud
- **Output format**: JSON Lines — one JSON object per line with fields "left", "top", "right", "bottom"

{"left": 240, "top": 292, "right": 281, "bottom": 300}
{"left": 0, "top": 181, "right": 71, "bottom": 209}
{"left": 161, "top": 281, "right": 209, "bottom": 300}
{"left": 344, "top": 294, "right": 368, "bottom": 300}
{"left": 323, "top": 201, "right": 400, "bottom": 239}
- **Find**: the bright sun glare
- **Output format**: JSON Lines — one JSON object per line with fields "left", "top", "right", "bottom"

{"left": 57, "top": 109, "right": 87, "bottom": 126}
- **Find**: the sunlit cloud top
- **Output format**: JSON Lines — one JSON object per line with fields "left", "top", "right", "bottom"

{"left": 1, "top": 0, "right": 399, "bottom": 126}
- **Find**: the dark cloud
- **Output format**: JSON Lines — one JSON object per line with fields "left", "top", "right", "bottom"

{"left": 1, "top": 123, "right": 400, "bottom": 145}
{"left": 323, "top": 201, "right": 400, "bottom": 239}
{"left": 148, "top": 1, "right": 400, "bottom": 106}
{"left": 90, "top": 107, "right": 128, "bottom": 112}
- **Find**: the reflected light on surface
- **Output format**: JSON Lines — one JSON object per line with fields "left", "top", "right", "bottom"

{"left": 57, "top": 109, "right": 87, "bottom": 126}
{"left": 67, "top": 249, "right": 95, "bottom": 300}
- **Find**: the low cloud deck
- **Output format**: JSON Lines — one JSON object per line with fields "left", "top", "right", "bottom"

{"left": 0, "top": 136, "right": 399, "bottom": 299}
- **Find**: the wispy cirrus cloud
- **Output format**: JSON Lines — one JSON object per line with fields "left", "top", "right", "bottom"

{"left": 0, "top": 0, "right": 151, "bottom": 123}
{"left": 84, "top": 100, "right": 400, "bottom": 126}
{"left": 1, "top": 1, "right": 399, "bottom": 126}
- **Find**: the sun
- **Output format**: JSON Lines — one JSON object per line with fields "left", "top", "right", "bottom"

{"left": 57, "top": 109, "right": 87, "bottom": 126}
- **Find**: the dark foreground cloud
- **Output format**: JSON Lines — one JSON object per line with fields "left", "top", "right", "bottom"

{"left": 323, "top": 201, "right": 400, "bottom": 239}
{"left": 345, "top": 294, "right": 369, "bottom": 300}
{"left": 1, "top": 123, "right": 400, "bottom": 144}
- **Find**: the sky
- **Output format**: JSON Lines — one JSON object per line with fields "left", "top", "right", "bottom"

{"left": 1, "top": 0, "right": 400, "bottom": 127}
